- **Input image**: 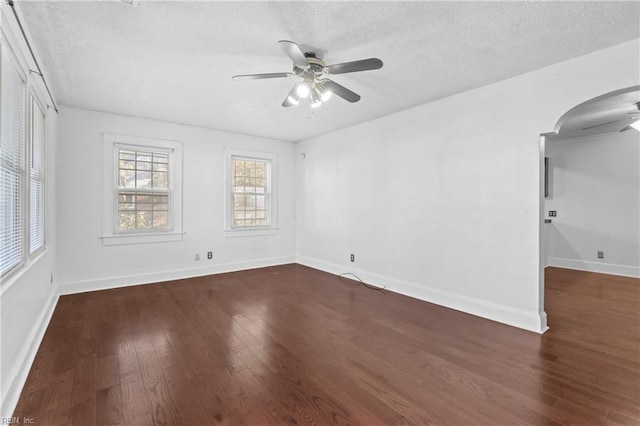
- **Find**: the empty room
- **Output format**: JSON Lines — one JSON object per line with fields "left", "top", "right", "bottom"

{"left": 1, "top": 1, "right": 639, "bottom": 424}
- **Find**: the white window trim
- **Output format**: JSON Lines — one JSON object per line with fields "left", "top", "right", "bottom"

{"left": 224, "top": 148, "right": 278, "bottom": 237}
{"left": 101, "top": 133, "right": 183, "bottom": 246}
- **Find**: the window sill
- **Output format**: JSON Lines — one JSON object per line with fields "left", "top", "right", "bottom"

{"left": 224, "top": 227, "right": 278, "bottom": 238}
{"left": 100, "top": 231, "right": 184, "bottom": 246}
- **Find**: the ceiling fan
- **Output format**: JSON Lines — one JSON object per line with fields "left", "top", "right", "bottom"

{"left": 620, "top": 102, "right": 640, "bottom": 132}
{"left": 232, "top": 40, "right": 383, "bottom": 108}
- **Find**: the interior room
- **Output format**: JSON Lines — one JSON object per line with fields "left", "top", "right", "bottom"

{"left": 1, "top": 1, "right": 638, "bottom": 424}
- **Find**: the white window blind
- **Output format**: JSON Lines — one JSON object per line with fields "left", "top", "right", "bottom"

{"left": 0, "top": 46, "right": 26, "bottom": 276}
{"left": 29, "top": 97, "right": 45, "bottom": 254}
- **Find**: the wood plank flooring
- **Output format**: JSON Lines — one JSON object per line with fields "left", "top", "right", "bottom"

{"left": 13, "top": 265, "right": 640, "bottom": 425}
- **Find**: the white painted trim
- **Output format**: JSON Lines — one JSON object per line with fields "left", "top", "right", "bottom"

{"left": 297, "top": 255, "right": 548, "bottom": 334}
{"left": 546, "top": 257, "right": 640, "bottom": 278}
{"left": 0, "top": 286, "right": 59, "bottom": 419}
{"left": 57, "top": 256, "right": 296, "bottom": 295}
{"left": 100, "top": 231, "right": 184, "bottom": 246}
{"left": 223, "top": 227, "right": 278, "bottom": 238}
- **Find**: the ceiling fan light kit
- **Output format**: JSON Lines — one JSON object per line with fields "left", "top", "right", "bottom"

{"left": 232, "top": 40, "right": 383, "bottom": 108}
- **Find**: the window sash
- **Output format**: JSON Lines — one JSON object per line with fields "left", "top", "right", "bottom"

{"left": 230, "top": 157, "right": 271, "bottom": 228}
{"left": 0, "top": 44, "right": 26, "bottom": 276}
{"left": 114, "top": 145, "right": 172, "bottom": 233}
{"left": 29, "top": 96, "right": 46, "bottom": 254}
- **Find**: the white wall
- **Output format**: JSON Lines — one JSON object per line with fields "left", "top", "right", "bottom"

{"left": 545, "top": 131, "right": 640, "bottom": 277}
{"left": 0, "top": 4, "right": 59, "bottom": 416}
{"left": 56, "top": 107, "right": 296, "bottom": 293}
{"left": 296, "top": 39, "right": 640, "bottom": 333}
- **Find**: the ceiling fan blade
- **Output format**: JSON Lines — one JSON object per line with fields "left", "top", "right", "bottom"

{"left": 278, "top": 40, "right": 309, "bottom": 68}
{"left": 325, "top": 58, "right": 383, "bottom": 75}
{"left": 232, "top": 72, "right": 293, "bottom": 81}
{"left": 282, "top": 86, "right": 299, "bottom": 107}
{"left": 323, "top": 79, "right": 361, "bottom": 103}
{"left": 620, "top": 125, "right": 634, "bottom": 132}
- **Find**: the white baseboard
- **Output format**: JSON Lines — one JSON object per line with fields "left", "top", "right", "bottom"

{"left": 297, "top": 255, "right": 548, "bottom": 334}
{"left": 57, "top": 256, "right": 296, "bottom": 295}
{"left": 1, "top": 287, "right": 59, "bottom": 419}
{"left": 546, "top": 257, "right": 640, "bottom": 278}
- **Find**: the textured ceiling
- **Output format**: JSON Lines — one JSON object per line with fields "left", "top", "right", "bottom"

{"left": 18, "top": 1, "right": 640, "bottom": 142}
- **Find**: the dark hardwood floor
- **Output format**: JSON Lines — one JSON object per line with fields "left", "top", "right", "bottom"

{"left": 13, "top": 265, "right": 640, "bottom": 425}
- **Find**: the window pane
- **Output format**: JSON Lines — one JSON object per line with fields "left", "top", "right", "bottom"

{"left": 256, "top": 196, "right": 265, "bottom": 210}
{"left": 119, "top": 159, "right": 135, "bottom": 170}
{"left": 233, "top": 194, "right": 246, "bottom": 209}
{"left": 153, "top": 211, "right": 168, "bottom": 229}
{"left": 246, "top": 161, "right": 256, "bottom": 177}
{"left": 255, "top": 219, "right": 266, "bottom": 226}
{"left": 119, "top": 170, "right": 135, "bottom": 188}
{"left": 118, "top": 202, "right": 135, "bottom": 210}
{"left": 233, "top": 160, "right": 244, "bottom": 176}
{"left": 136, "top": 151, "right": 152, "bottom": 162}
{"left": 118, "top": 212, "right": 135, "bottom": 230}
{"left": 153, "top": 152, "right": 168, "bottom": 163}
{"left": 136, "top": 171, "right": 151, "bottom": 189}
{"left": 136, "top": 211, "right": 152, "bottom": 229}
{"left": 153, "top": 162, "right": 167, "bottom": 172}
{"left": 137, "top": 161, "right": 152, "bottom": 171}
{"left": 119, "top": 193, "right": 135, "bottom": 203}
{"left": 153, "top": 172, "right": 167, "bottom": 189}
{"left": 255, "top": 210, "right": 265, "bottom": 219}
{"left": 119, "top": 150, "right": 136, "bottom": 161}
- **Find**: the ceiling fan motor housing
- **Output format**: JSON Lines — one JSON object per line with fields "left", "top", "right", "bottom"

{"left": 294, "top": 52, "right": 325, "bottom": 76}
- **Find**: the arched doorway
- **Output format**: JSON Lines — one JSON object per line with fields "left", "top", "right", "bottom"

{"left": 539, "top": 85, "right": 640, "bottom": 330}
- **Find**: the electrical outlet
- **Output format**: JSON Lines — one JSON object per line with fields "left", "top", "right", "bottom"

{"left": 350, "top": 254, "right": 355, "bottom": 262}
{"left": 207, "top": 251, "right": 213, "bottom": 260}
{"left": 548, "top": 211, "right": 557, "bottom": 217}
{"left": 597, "top": 251, "right": 604, "bottom": 259}
{"left": 195, "top": 254, "right": 200, "bottom": 261}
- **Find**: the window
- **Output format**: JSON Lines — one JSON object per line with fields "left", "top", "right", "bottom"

{"left": 225, "top": 149, "right": 277, "bottom": 236}
{"left": 0, "top": 43, "right": 26, "bottom": 276}
{"left": 0, "top": 40, "right": 48, "bottom": 279}
{"left": 29, "top": 97, "right": 46, "bottom": 254}
{"left": 231, "top": 157, "right": 269, "bottom": 227}
{"left": 116, "top": 147, "right": 170, "bottom": 232}
{"left": 102, "top": 134, "right": 183, "bottom": 246}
